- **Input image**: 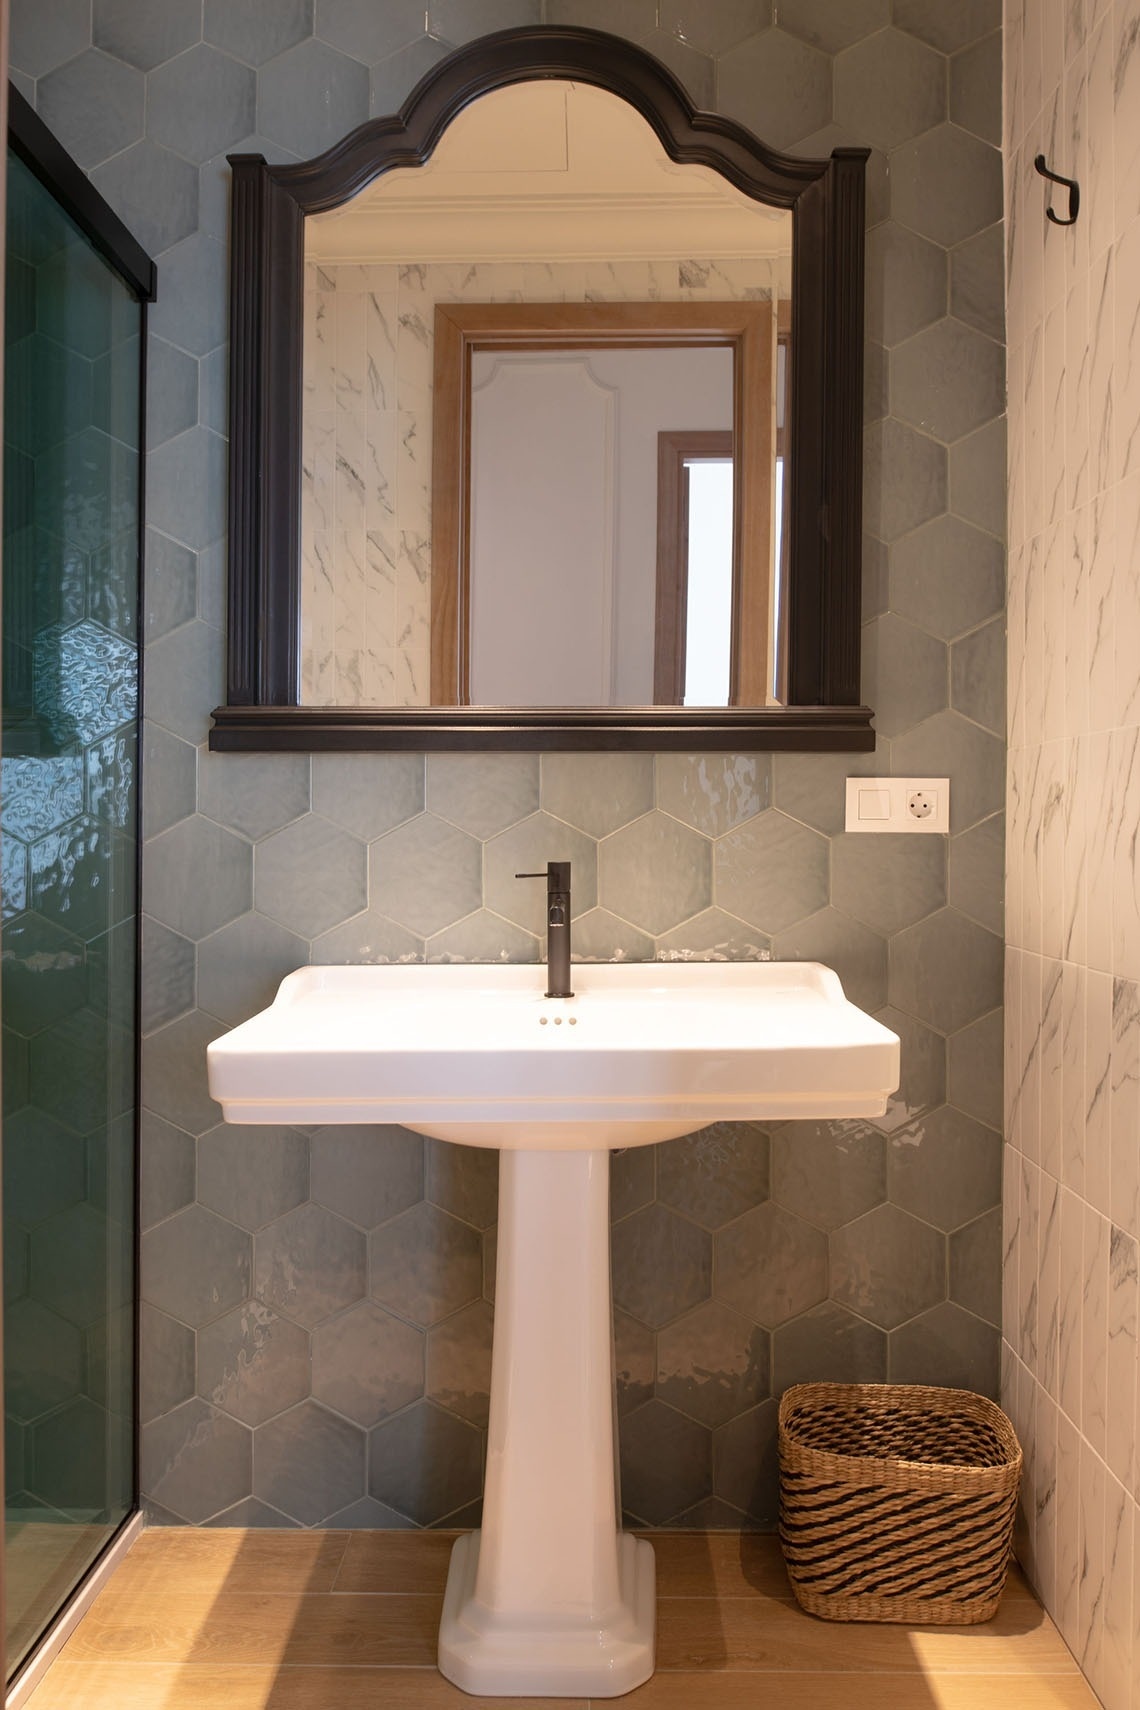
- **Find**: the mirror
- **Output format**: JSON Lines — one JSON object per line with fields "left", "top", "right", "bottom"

{"left": 299, "top": 82, "right": 791, "bottom": 713}
{"left": 212, "top": 26, "right": 872, "bottom": 752}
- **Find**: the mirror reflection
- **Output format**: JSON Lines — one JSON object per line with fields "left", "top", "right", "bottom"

{"left": 299, "top": 80, "right": 792, "bottom": 711}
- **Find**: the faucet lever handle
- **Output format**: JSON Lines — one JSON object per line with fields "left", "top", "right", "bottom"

{"left": 515, "top": 862, "right": 571, "bottom": 891}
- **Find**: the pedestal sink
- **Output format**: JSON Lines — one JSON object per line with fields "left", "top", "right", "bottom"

{"left": 208, "top": 961, "right": 899, "bottom": 1698}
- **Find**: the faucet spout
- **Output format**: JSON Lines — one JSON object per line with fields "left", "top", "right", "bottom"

{"left": 515, "top": 861, "right": 572, "bottom": 998}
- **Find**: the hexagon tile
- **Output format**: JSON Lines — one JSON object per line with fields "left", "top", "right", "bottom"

{"left": 15, "top": 0, "right": 1006, "bottom": 1534}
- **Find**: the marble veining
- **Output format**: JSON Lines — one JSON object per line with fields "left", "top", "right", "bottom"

{"left": 299, "top": 255, "right": 787, "bottom": 705}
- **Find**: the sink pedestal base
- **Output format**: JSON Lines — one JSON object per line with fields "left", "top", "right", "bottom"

{"left": 440, "top": 1528, "right": 655, "bottom": 1697}
{"left": 437, "top": 1147, "right": 655, "bottom": 1698}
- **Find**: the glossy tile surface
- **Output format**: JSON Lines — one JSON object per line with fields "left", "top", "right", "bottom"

{"left": 10, "top": 0, "right": 1005, "bottom": 1543}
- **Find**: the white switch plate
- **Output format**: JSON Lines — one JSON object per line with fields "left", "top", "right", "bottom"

{"left": 844, "top": 777, "right": 950, "bottom": 834}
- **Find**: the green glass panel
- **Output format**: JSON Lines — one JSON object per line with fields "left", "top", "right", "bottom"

{"left": 2, "top": 152, "right": 140, "bottom": 1683}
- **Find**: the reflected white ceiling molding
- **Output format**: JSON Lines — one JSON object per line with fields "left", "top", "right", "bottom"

{"left": 306, "top": 81, "right": 792, "bottom": 264}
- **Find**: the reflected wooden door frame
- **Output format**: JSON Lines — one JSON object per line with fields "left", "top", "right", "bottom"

{"left": 430, "top": 299, "right": 774, "bottom": 706}
{"left": 654, "top": 429, "right": 737, "bottom": 706}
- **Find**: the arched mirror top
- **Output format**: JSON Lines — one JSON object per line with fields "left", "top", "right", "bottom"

{"left": 211, "top": 25, "right": 873, "bottom": 752}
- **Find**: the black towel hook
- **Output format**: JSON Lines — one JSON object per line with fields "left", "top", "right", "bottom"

{"left": 1034, "top": 154, "right": 1080, "bottom": 225}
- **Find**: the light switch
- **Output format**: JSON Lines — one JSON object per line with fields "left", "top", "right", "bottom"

{"left": 844, "top": 777, "right": 950, "bottom": 834}
{"left": 857, "top": 787, "right": 891, "bottom": 821}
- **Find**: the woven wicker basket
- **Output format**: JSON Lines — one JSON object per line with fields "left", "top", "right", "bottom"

{"left": 778, "top": 1382, "right": 1022, "bottom": 1625}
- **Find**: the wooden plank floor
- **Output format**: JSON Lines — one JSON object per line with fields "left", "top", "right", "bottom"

{"left": 5, "top": 1518, "right": 113, "bottom": 1680}
{"left": 27, "top": 1529, "right": 1099, "bottom": 1709}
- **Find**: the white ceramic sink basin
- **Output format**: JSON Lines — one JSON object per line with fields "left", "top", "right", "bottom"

{"left": 207, "top": 960, "right": 899, "bottom": 1145}
{"left": 206, "top": 959, "right": 898, "bottom": 1700}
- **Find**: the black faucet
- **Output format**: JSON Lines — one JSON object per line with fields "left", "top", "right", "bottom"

{"left": 515, "top": 860, "right": 572, "bottom": 999}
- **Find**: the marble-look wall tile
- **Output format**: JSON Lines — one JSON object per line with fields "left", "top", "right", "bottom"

{"left": 301, "top": 253, "right": 784, "bottom": 705}
{"left": 1085, "top": 968, "right": 1114, "bottom": 1214}
{"left": 1083, "top": 1203, "right": 1109, "bottom": 1455}
{"left": 1115, "top": 221, "right": 1140, "bottom": 481}
{"left": 1058, "top": 1185, "right": 1084, "bottom": 1420}
{"left": 1062, "top": 736, "right": 1088, "bottom": 963}
{"left": 1038, "top": 1171, "right": 1062, "bottom": 1389}
{"left": 1061, "top": 960, "right": 1086, "bottom": 1193}
{"left": 1109, "top": 981, "right": 1140, "bottom": 1233}
{"left": 1105, "top": 1224, "right": 1138, "bottom": 1490}
{"left": 1035, "top": 1383, "right": 1059, "bottom": 1612}
{"left": 1103, "top": 1468, "right": 1134, "bottom": 1707}
{"left": 1055, "top": 1403, "right": 1082, "bottom": 1650}
{"left": 1003, "top": 1140, "right": 1022, "bottom": 1345}
{"left": 1045, "top": 957, "right": 1073, "bottom": 1183}
{"left": 1019, "top": 1155, "right": 1041, "bottom": 1368}
{"left": 1079, "top": 1439, "right": 1108, "bottom": 1697}
{"left": 1113, "top": 0, "right": 1140, "bottom": 237}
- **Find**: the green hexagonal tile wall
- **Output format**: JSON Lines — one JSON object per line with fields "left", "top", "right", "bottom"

{"left": 13, "top": 0, "right": 1007, "bottom": 1535}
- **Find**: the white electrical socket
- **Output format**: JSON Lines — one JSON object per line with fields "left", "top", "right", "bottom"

{"left": 844, "top": 778, "right": 950, "bottom": 834}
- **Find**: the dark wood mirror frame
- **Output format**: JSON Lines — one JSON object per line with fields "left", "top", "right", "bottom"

{"left": 210, "top": 25, "right": 873, "bottom": 753}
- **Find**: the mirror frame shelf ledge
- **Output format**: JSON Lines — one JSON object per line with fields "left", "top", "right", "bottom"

{"left": 210, "top": 24, "right": 874, "bottom": 755}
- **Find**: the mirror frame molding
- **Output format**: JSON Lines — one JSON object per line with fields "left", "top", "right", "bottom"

{"left": 210, "top": 25, "right": 874, "bottom": 753}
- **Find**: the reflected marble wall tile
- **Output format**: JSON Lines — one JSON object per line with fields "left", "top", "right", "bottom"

{"left": 302, "top": 251, "right": 811, "bottom": 707}
{"left": 362, "top": 270, "right": 397, "bottom": 409}
{"left": 305, "top": 532, "right": 336, "bottom": 705}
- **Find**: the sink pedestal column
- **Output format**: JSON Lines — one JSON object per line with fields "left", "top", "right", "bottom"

{"left": 438, "top": 1146, "right": 655, "bottom": 1697}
